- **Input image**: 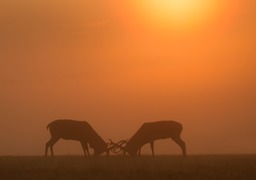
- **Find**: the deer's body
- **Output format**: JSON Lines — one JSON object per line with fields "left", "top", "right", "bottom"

{"left": 45, "top": 119, "right": 107, "bottom": 157}
{"left": 124, "top": 121, "right": 186, "bottom": 156}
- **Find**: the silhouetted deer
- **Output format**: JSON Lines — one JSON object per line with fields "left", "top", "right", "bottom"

{"left": 122, "top": 120, "right": 186, "bottom": 156}
{"left": 45, "top": 119, "right": 108, "bottom": 157}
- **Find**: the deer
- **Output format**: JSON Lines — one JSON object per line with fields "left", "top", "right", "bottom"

{"left": 112, "top": 120, "right": 186, "bottom": 157}
{"left": 45, "top": 119, "right": 109, "bottom": 157}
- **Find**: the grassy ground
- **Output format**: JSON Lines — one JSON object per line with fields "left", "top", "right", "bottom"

{"left": 0, "top": 155, "right": 256, "bottom": 180}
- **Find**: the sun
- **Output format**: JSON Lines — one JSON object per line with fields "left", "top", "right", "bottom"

{"left": 136, "top": 0, "right": 218, "bottom": 30}
{"left": 149, "top": 0, "right": 207, "bottom": 20}
{"left": 110, "top": 0, "right": 243, "bottom": 33}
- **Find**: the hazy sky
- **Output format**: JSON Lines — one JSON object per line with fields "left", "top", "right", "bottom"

{"left": 0, "top": 0, "right": 255, "bottom": 155}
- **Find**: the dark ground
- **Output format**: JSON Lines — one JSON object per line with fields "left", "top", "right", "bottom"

{"left": 0, "top": 155, "right": 256, "bottom": 180}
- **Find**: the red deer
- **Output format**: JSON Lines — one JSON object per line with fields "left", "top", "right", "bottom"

{"left": 121, "top": 120, "right": 186, "bottom": 156}
{"left": 45, "top": 119, "right": 108, "bottom": 157}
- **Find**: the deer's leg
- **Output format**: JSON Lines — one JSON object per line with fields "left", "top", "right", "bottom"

{"left": 106, "top": 148, "right": 110, "bottom": 157}
{"left": 45, "top": 138, "right": 52, "bottom": 156}
{"left": 150, "top": 141, "right": 155, "bottom": 157}
{"left": 171, "top": 136, "right": 186, "bottom": 157}
{"left": 137, "top": 147, "right": 141, "bottom": 156}
{"left": 81, "top": 141, "right": 90, "bottom": 157}
{"left": 45, "top": 142, "right": 48, "bottom": 157}
{"left": 45, "top": 137, "right": 59, "bottom": 157}
{"left": 122, "top": 151, "right": 126, "bottom": 156}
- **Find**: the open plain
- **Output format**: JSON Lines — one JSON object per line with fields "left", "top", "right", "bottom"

{"left": 0, "top": 155, "right": 256, "bottom": 180}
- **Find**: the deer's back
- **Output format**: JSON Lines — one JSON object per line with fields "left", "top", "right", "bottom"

{"left": 132, "top": 120, "right": 183, "bottom": 141}
{"left": 47, "top": 119, "right": 92, "bottom": 140}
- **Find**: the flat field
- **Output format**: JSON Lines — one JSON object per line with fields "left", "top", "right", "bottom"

{"left": 0, "top": 155, "right": 256, "bottom": 180}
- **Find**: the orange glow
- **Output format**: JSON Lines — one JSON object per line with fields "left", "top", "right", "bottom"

{"left": 110, "top": 0, "right": 244, "bottom": 33}
{"left": 0, "top": 0, "right": 255, "bottom": 156}
{"left": 133, "top": 0, "right": 218, "bottom": 29}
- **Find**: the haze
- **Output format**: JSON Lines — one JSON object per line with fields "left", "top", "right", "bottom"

{"left": 0, "top": 0, "right": 255, "bottom": 156}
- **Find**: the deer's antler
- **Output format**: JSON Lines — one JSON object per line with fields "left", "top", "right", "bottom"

{"left": 107, "top": 139, "right": 128, "bottom": 155}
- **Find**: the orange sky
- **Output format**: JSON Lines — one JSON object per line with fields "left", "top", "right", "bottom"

{"left": 0, "top": 0, "right": 255, "bottom": 155}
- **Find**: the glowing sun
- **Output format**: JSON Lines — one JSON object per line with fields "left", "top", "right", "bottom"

{"left": 110, "top": 0, "right": 243, "bottom": 32}
{"left": 132, "top": 0, "right": 222, "bottom": 30}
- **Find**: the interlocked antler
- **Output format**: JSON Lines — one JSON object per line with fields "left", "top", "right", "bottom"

{"left": 108, "top": 139, "right": 128, "bottom": 155}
